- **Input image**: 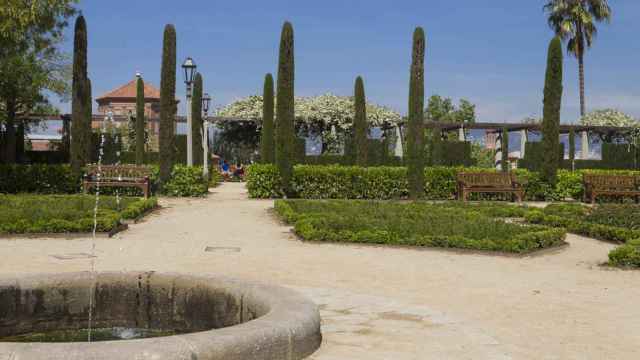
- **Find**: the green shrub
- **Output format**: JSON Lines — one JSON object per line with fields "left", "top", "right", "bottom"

{"left": 161, "top": 165, "right": 208, "bottom": 197}
{"left": 0, "top": 164, "right": 79, "bottom": 194}
{"left": 586, "top": 204, "right": 640, "bottom": 230}
{"left": 276, "top": 200, "right": 565, "bottom": 254}
{"left": 608, "top": 240, "right": 640, "bottom": 268}
{"left": 0, "top": 194, "right": 157, "bottom": 234}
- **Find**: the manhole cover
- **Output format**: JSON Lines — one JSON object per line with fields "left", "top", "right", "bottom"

{"left": 204, "top": 246, "right": 241, "bottom": 253}
{"left": 50, "top": 253, "right": 97, "bottom": 260}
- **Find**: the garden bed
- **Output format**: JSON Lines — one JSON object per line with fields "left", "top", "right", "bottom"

{"left": 0, "top": 194, "right": 158, "bottom": 236}
{"left": 275, "top": 200, "right": 566, "bottom": 254}
{"left": 525, "top": 203, "right": 640, "bottom": 268}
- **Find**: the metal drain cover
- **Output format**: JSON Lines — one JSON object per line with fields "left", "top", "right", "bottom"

{"left": 204, "top": 246, "right": 241, "bottom": 253}
{"left": 50, "top": 253, "right": 97, "bottom": 260}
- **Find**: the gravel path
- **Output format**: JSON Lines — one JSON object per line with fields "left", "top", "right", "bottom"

{"left": 1, "top": 182, "right": 639, "bottom": 359}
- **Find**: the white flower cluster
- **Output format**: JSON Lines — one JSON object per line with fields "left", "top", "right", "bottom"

{"left": 580, "top": 109, "right": 638, "bottom": 128}
{"left": 218, "top": 93, "right": 402, "bottom": 131}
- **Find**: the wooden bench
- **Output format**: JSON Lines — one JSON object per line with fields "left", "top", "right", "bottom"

{"left": 583, "top": 174, "right": 640, "bottom": 204}
{"left": 457, "top": 172, "right": 525, "bottom": 202}
{"left": 83, "top": 165, "right": 152, "bottom": 198}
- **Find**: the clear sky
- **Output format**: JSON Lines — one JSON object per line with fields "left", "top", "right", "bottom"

{"left": 52, "top": 0, "right": 640, "bottom": 123}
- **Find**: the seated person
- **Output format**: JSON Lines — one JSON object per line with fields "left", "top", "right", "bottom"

{"left": 221, "top": 160, "right": 231, "bottom": 180}
{"left": 233, "top": 163, "right": 245, "bottom": 179}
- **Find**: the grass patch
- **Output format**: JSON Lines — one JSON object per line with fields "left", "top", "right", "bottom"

{"left": 0, "top": 194, "right": 158, "bottom": 234}
{"left": 275, "top": 200, "right": 565, "bottom": 254}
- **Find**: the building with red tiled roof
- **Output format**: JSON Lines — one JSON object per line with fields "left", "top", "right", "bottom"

{"left": 96, "top": 73, "right": 164, "bottom": 118}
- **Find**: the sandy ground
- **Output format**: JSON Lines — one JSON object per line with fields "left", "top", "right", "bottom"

{"left": 1, "top": 182, "right": 639, "bottom": 359}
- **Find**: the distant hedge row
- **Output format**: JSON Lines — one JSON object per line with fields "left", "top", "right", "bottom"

{"left": 246, "top": 163, "right": 640, "bottom": 201}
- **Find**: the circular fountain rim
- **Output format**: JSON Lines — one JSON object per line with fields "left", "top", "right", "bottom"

{"left": 0, "top": 271, "right": 322, "bottom": 360}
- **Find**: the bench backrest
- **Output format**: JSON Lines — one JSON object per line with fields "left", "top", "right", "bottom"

{"left": 583, "top": 174, "right": 637, "bottom": 190}
{"left": 85, "top": 165, "right": 152, "bottom": 180}
{"left": 458, "top": 172, "right": 513, "bottom": 187}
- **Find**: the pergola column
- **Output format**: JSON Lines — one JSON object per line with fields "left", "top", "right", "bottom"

{"left": 581, "top": 130, "right": 589, "bottom": 159}
{"left": 458, "top": 126, "right": 465, "bottom": 141}
{"left": 520, "top": 129, "right": 527, "bottom": 159}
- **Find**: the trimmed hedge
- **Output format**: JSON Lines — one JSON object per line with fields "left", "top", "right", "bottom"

{"left": 275, "top": 200, "right": 565, "bottom": 254}
{"left": 525, "top": 203, "right": 640, "bottom": 243}
{"left": 608, "top": 240, "right": 640, "bottom": 268}
{"left": 0, "top": 163, "right": 209, "bottom": 197}
{"left": 0, "top": 194, "right": 158, "bottom": 234}
{"left": 247, "top": 164, "right": 639, "bottom": 201}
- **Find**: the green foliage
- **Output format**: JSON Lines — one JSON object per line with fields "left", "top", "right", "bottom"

{"left": 192, "top": 73, "right": 204, "bottom": 166}
{"left": 260, "top": 73, "right": 275, "bottom": 163}
{"left": 501, "top": 128, "right": 509, "bottom": 172}
{"left": 246, "top": 163, "right": 284, "bottom": 198}
{"left": 526, "top": 203, "right": 640, "bottom": 244}
{"left": 519, "top": 142, "right": 565, "bottom": 172}
{"left": 353, "top": 76, "right": 368, "bottom": 166}
{"left": 608, "top": 240, "right": 640, "bottom": 268}
{"left": 568, "top": 129, "right": 576, "bottom": 165}
{"left": 136, "top": 76, "right": 145, "bottom": 165}
{"left": 425, "top": 95, "right": 476, "bottom": 123}
{"left": 0, "top": 194, "right": 157, "bottom": 234}
{"left": 429, "top": 125, "right": 442, "bottom": 166}
{"left": 275, "top": 22, "right": 295, "bottom": 195}
{"left": 276, "top": 200, "right": 565, "bottom": 254}
{"left": 159, "top": 24, "right": 177, "bottom": 185}
{"left": 541, "top": 37, "right": 563, "bottom": 184}
{"left": 471, "top": 143, "right": 496, "bottom": 168}
{"left": 70, "top": 15, "right": 88, "bottom": 176}
{"left": 0, "top": 164, "right": 78, "bottom": 193}
{"left": 161, "top": 164, "right": 209, "bottom": 197}
{"left": 407, "top": 27, "right": 426, "bottom": 199}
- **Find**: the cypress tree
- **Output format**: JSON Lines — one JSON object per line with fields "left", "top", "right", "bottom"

{"left": 501, "top": 127, "right": 509, "bottom": 172}
{"left": 71, "top": 15, "right": 88, "bottom": 176}
{"left": 542, "top": 37, "right": 563, "bottom": 184}
{"left": 568, "top": 128, "right": 576, "bottom": 168}
{"left": 135, "top": 75, "right": 145, "bottom": 165}
{"left": 84, "top": 77, "right": 93, "bottom": 163}
{"left": 275, "top": 22, "right": 295, "bottom": 195}
{"left": 431, "top": 124, "right": 441, "bottom": 166}
{"left": 260, "top": 73, "right": 275, "bottom": 163}
{"left": 159, "top": 24, "right": 177, "bottom": 185}
{"left": 353, "top": 76, "right": 368, "bottom": 167}
{"left": 191, "top": 73, "right": 204, "bottom": 166}
{"left": 407, "top": 27, "right": 426, "bottom": 199}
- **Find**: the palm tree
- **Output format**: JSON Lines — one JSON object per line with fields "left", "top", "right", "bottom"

{"left": 544, "top": 0, "right": 611, "bottom": 117}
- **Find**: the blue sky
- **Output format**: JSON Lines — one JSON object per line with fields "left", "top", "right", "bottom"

{"left": 52, "top": 0, "right": 640, "bottom": 123}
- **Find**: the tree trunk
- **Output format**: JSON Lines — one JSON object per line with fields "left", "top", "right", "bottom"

{"left": 578, "top": 48, "right": 586, "bottom": 117}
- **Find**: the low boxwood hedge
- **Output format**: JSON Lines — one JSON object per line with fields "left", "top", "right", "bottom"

{"left": 275, "top": 200, "right": 565, "bottom": 254}
{"left": 247, "top": 164, "right": 638, "bottom": 201}
{"left": 608, "top": 240, "right": 640, "bottom": 268}
{"left": 0, "top": 195, "right": 158, "bottom": 234}
{"left": 0, "top": 164, "right": 210, "bottom": 198}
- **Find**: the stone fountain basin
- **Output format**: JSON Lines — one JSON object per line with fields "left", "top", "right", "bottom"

{"left": 0, "top": 272, "right": 322, "bottom": 360}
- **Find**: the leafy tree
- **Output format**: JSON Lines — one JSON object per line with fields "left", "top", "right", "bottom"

{"left": 353, "top": 76, "right": 368, "bottom": 166}
{"left": 545, "top": 0, "right": 612, "bottom": 116}
{"left": 260, "top": 73, "right": 275, "bottom": 163}
{"left": 0, "top": 0, "right": 75, "bottom": 163}
{"left": 407, "top": 27, "right": 426, "bottom": 200}
{"left": 425, "top": 95, "right": 476, "bottom": 123}
{"left": 70, "top": 15, "right": 88, "bottom": 175}
{"left": 135, "top": 75, "right": 145, "bottom": 164}
{"left": 159, "top": 24, "right": 177, "bottom": 185}
{"left": 191, "top": 73, "right": 203, "bottom": 166}
{"left": 501, "top": 127, "right": 509, "bottom": 172}
{"left": 275, "top": 21, "right": 295, "bottom": 195}
{"left": 542, "top": 37, "right": 564, "bottom": 185}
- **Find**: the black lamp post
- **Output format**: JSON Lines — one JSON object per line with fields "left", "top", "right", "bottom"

{"left": 181, "top": 57, "right": 197, "bottom": 166}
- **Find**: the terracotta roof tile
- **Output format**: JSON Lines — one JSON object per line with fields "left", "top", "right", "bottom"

{"left": 97, "top": 78, "right": 161, "bottom": 101}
